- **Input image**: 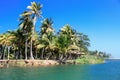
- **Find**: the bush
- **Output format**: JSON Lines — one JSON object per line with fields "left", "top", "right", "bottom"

{"left": 75, "top": 55, "right": 104, "bottom": 64}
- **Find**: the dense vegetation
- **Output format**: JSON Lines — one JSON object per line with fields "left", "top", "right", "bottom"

{"left": 0, "top": 2, "right": 110, "bottom": 63}
{"left": 76, "top": 51, "right": 111, "bottom": 64}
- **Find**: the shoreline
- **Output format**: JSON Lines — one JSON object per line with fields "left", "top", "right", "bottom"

{"left": 0, "top": 60, "right": 59, "bottom": 68}
{"left": 0, "top": 59, "right": 105, "bottom": 68}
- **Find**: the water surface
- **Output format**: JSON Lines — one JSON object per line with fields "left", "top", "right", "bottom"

{"left": 0, "top": 59, "right": 120, "bottom": 80}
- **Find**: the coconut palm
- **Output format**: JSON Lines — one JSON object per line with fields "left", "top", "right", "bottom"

{"left": 19, "top": 11, "right": 33, "bottom": 60}
{"left": 8, "top": 29, "right": 26, "bottom": 59}
{"left": 55, "top": 35, "right": 70, "bottom": 60}
{"left": 39, "top": 18, "right": 55, "bottom": 59}
{"left": 56, "top": 25, "right": 74, "bottom": 60}
{"left": 21, "top": 2, "right": 42, "bottom": 59}
{"left": 60, "top": 25, "right": 78, "bottom": 48}
{"left": 26, "top": 2, "right": 42, "bottom": 25}
{"left": 0, "top": 33, "right": 15, "bottom": 59}
{"left": 40, "top": 18, "right": 54, "bottom": 36}
{"left": 57, "top": 24, "right": 88, "bottom": 60}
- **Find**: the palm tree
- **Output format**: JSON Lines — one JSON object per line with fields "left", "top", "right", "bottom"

{"left": 76, "top": 33, "right": 90, "bottom": 53}
{"left": 40, "top": 18, "right": 54, "bottom": 36}
{"left": 56, "top": 25, "right": 75, "bottom": 60}
{"left": 21, "top": 2, "right": 42, "bottom": 59}
{"left": 55, "top": 35, "right": 70, "bottom": 60}
{"left": 19, "top": 11, "right": 33, "bottom": 60}
{"left": 8, "top": 29, "right": 26, "bottom": 59}
{"left": 0, "top": 34, "right": 7, "bottom": 59}
{"left": 39, "top": 18, "right": 55, "bottom": 59}
{"left": 57, "top": 24, "right": 88, "bottom": 60}
{"left": 0, "top": 33, "right": 15, "bottom": 60}
{"left": 60, "top": 25, "right": 78, "bottom": 46}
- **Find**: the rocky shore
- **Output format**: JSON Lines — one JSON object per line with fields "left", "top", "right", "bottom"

{"left": 0, "top": 60, "right": 59, "bottom": 68}
{"left": 0, "top": 59, "right": 104, "bottom": 68}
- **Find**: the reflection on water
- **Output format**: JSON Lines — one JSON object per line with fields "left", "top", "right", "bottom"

{"left": 0, "top": 60, "right": 120, "bottom": 80}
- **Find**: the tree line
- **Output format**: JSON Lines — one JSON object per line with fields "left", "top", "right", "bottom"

{"left": 0, "top": 2, "right": 109, "bottom": 61}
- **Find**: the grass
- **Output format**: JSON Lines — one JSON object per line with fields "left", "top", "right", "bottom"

{"left": 75, "top": 55, "right": 104, "bottom": 64}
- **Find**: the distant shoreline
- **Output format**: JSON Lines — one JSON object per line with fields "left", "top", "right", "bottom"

{"left": 106, "top": 58, "right": 120, "bottom": 60}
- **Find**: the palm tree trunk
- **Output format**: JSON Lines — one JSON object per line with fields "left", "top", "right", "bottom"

{"left": 47, "top": 52, "right": 51, "bottom": 60}
{"left": 69, "top": 53, "right": 72, "bottom": 59}
{"left": 3, "top": 45, "right": 6, "bottom": 59}
{"left": 13, "top": 49, "right": 16, "bottom": 59}
{"left": 30, "top": 39, "right": 34, "bottom": 60}
{"left": 29, "top": 16, "right": 37, "bottom": 60}
{"left": 60, "top": 54, "right": 63, "bottom": 60}
{"left": 33, "top": 16, "right": 37, "bottom": 31}
{"left": 18, "top": 45, "right": 21, "bottom": 59}
{"left": 34, "top": 48, "right": 37, "bottom": 59}
{"left": 41, "top": 48, "right": 44, "bottom": 59}
{"left": 0, "top": 46, "right": 4, "bottom": 59}
{"left": 7, "top": 46, "right": 10, "bottom": 60}
{"left": 25, "top": 39, "right": 28, "bottom": 60}
{"left": 35, "top": 51, "right": 37, "bottom": 59}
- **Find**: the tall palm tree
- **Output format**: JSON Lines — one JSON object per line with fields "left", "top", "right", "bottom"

{"left": 21, "top": 2, "right": 42, "bottom": 59}
{"left": 19, "top": 11, "right": 33, "bottom": 60}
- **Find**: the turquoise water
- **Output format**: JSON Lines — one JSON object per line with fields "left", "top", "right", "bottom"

{"left": 0, "top": 59, "right": 120, "bottom": 80}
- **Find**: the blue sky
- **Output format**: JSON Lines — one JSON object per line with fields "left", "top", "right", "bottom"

{"left": 0, "top": 0, "right": 120, "bottom": 58}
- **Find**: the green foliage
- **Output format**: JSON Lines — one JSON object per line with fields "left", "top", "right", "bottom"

{"left": 89, "top": 50, "right": 111, "bottom": 59}
{"left": 9, "top": 54, "right": 14, "bottom": 59}
{"left": 75, "top": 55, "right": 104, "bottom": 64}
{"left": 0, "top": 1, "right": 110, "bottom": 62}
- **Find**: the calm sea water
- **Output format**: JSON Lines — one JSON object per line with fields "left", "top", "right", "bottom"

{"left": 0, "top": 59, "right": 120, "bottom": 80}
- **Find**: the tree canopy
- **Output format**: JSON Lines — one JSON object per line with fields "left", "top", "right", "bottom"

{"left": 0, "top": 2, "right": 110, "bottom": 61}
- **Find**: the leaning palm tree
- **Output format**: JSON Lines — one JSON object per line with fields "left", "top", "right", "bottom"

{"left": 21, "top": 2, "right": 42, "bottom": 59}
